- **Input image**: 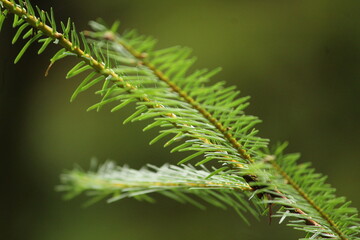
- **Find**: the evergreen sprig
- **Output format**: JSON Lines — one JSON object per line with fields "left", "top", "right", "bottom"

{"left": 59, "top": 161, "right": 259, "bottom": 224}
{"left": 1, "top": 0, "right": 359, "bottom": 239}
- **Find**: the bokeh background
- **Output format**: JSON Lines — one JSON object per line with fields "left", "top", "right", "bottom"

{"left": 1, "top": 1, "right": 360, "bottom": 239}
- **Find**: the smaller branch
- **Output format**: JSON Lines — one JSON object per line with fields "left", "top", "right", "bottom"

{"left": 59, "top": 163, "right": 253, "bottom": 203}
{"left": 67, "top": 172, "right": 252, "bottom": 192}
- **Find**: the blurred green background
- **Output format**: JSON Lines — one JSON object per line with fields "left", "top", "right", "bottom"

{"left": 1, "top": 1, "right": 360, "bottom": 239}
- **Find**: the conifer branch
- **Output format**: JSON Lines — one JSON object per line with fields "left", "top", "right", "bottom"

{"left": 83, "top": 23, "right": 339, "bottom": 237}
{"left": 59, "top": 162, "right": 259, "bottom": 223}
{"left": 0, "top": 0, "right": 258, "bottom": 177}
{"left": 61, "top": 162, "right": 253, "bottom": 194}
{"left": 1, "top": 1, "right": 359, "bottom": 239}
{"left": 60, "top": 163, "right": 250, "bottom": 201}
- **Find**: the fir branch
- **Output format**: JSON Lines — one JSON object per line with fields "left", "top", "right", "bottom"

{"left": 59, "top": 162, "right": 258, "bottom": 223}
{"left": 69, "top": 22, "right": 360, "bottom": 238}
{"left": 82, "top": 21, "right": 345, "bottom": 237}
{"left": 0, "top": 0, "right": 261, "bottom": 222}
{"left": 60, "top": 162, "right": 252, "bottom": 194}
{"left": 1, "top": 1, "right": 359, "bottom": 239}
{"left": 1, "top": 0, "right": 254, "bottom": 178}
